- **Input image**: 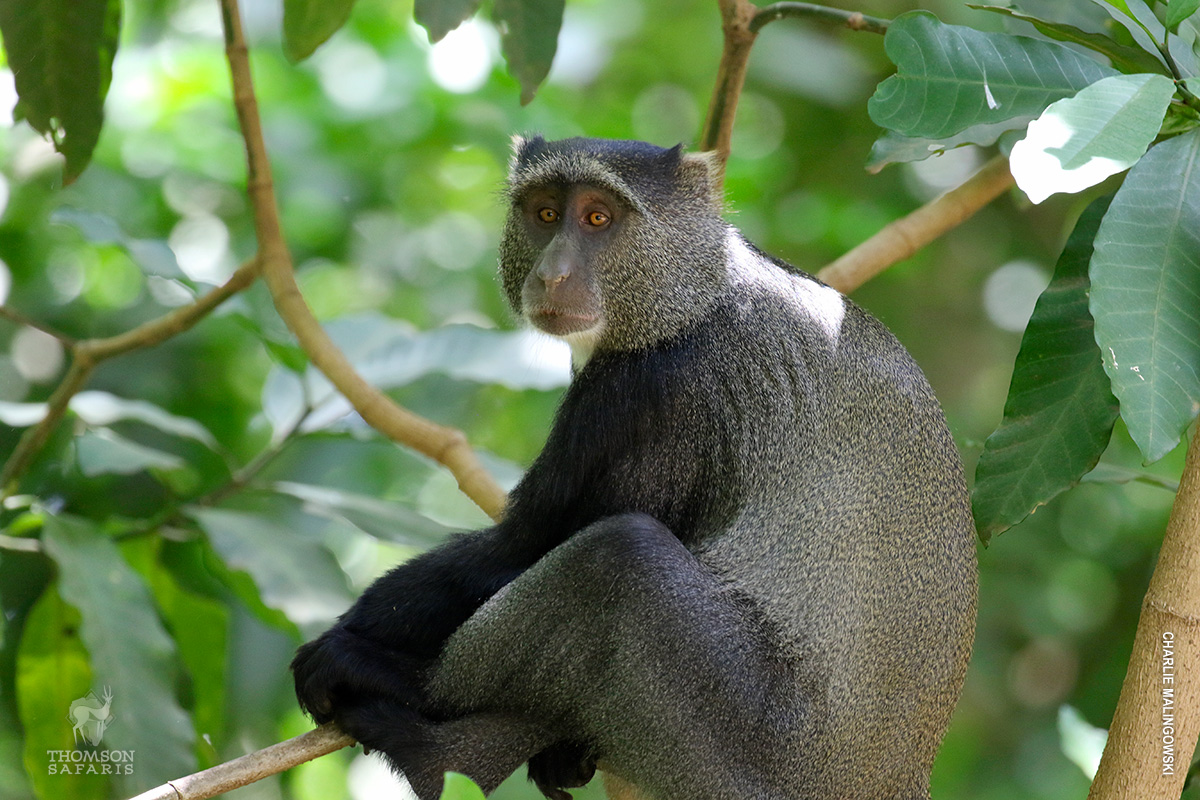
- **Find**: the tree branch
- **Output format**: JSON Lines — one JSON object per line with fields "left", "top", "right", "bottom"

{"left": 218, "top": 0, "right": 506, "bottom": 523}
{"left": 700, "top": 1, "right": 887, "bottom": 176}
{"left": 0, "top": 305, "right": 76, "bottom": 346}
{"left": 0, "top": 259, "right": 260, "bottom": 495}
{"left": 1088, "top": 423, "right": 1200, "bottom": 800}
{"left": 749, "top": 2, "right": 889, "bottom": 34}
{"left": 700, "top": 0, "right": 760, "bottom": 173}
{"left": 816, "top": 155, "right": 1015, "bottom": 294}
{"left": 126, "top": 724, "right": 355, "bottom": 800}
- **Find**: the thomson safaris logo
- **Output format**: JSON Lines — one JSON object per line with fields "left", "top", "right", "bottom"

{"left": 46, "top": 687, "right": 135, "bottom": 776}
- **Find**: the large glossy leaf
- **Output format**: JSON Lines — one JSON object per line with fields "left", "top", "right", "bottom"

{"left": 1168, "top": 0, "right": 1200, "bottom": 32}
{"left": 1091, "top": 129, "right": 1200, "bottom": 464}
{"left": 188, "top": 507, "right": 353, "bottom": 627}
{"left": 869, "top": 11, "right": 1117, "bottom": 140}
{"left": 16, "top": 588, "right": 105, "bottom": 800}
{"left": 973, "top": 197, "right": 1119, "bottom": 541}
{"left": 1010, "top": 74, "right": 1175, "bottom": 203}
{"left": 282, "top": 0, "right": 357, "bottom": 62}
{"left": 41, "top": 515, "right": 196, "bottom": 792}
{"left": 493, "top": 0, "right": 564, "bottom": 104}
{"left": 967, "top": 5, "right": 1169, "bottom": 75}
{"left": 415, "top": 0, "right": 483, "bottom": 42}
{"left": 0, "top": 0, "right": 120, "bottom": 182}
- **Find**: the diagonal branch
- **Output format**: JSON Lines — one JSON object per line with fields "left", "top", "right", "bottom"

{"left": 817, "top": 155, "right": 1015, "bottom": 294}
{"left": 218, "top": 0, "right": 506, "bottom": 522}
{"left": 0, "top": 258, "right": 260, "bottom": 494}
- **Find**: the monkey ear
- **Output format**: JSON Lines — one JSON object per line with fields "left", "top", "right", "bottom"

{"left": 510, "top": 134, "right": 546, "bottom": 168}
{"left": 678, "top": 150, "right": 724, "bottom": 210}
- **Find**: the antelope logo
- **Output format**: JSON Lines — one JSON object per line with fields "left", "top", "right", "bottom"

{"left": 68, "top": 687, "right": 114, "bottom": 746}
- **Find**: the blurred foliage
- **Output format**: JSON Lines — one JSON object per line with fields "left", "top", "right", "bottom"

{"left": 0, "top": 0, "right": 1196, "bottom": 799}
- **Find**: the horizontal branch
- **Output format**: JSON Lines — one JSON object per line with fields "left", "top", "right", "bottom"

{"left": 750, "top": 2, "right": 889, "bottom": 34}
{"left": 126, "top": 724, "right": 354, "bottom": 800}
{"left": 817, "top": 155, "right": 1015, "bottom": 294}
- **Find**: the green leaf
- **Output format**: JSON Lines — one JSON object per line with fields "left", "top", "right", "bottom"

{"left": 1091, "top": 129, "right": 1200, "bottom": 464}
{"left": 966, "top": 5, "right": 1170, "bottom": 75}
{"left": 869, "top": 11, "right": 1118, "bottom": 140}
{"left": 147, "top": 565, "right": 229, "bottom": 760}
{"left": 493, "top": 0, "right": 564, "bottom": 104}
{"left": 282, "top": 0, "right": 358, "bottom": 62}
{"left": 973, "top": 197, "right": 1119, "bottom": 541}
{"left": 867, "top": 120, "right": 1033, "bottom": 171}
{"left": 1080, "top": 461, "right": 1179, "bottom": 490}
{"left": 1168, "top": 0, "right": 1200, "bottom": 31}
{"left": 1093, "top": 0, "right": 1162, "bottom": 43}
{"left": 268, "top": 319, "right": 570, "bottom": 433}
{"left": 50, "top": 209, "right": 186, "bottom": 279}
{"left": 41, "top": 515, "right": 196, "bottom": 791}
{"left": 188, "top": 507, "right": 353, "bottom": 627}
{"left": 75, "top": 429, "right": 186, "bottom": 476}
{"left": 16, "top": 587, "right": 106, "bottom": 800}
{"left": 1058, "top": 705, "right": 1108, "bottom": 780}
{"left": 1010, "top": 74, "right": 1176, "bottom": 204}
{"left": 439, "top": 772, "right": 488, "bottom": 800}
{"left": 270, "top": 481, "right": 454, "bottom": 547}
{"left": 0, "top": 0, "right": 120, "bottom": 183}
{"left": 415, "top": 0, "right": 483, "bottom": 42}
{"left": 0, "top": 392, "right": 215, "bottom": 448}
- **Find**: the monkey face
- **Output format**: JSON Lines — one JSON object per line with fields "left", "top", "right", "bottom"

{"left": 516, "top": 184, "right": 621, "bottom": 347}
{"left": 498, "top": 136, "right": 730, "bottom": 355}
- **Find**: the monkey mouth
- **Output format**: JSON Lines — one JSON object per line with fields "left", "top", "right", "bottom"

{"left": 528, "top": 308, "right": 601, "bottom": 337}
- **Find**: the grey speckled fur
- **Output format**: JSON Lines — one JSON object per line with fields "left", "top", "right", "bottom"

{"left": 421, "top": 137, "right": 977, "bottom": 800}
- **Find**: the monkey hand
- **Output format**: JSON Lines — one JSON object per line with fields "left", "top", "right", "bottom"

{"left": 527, "top": 741, "right": 597, "bottom": 800}
{"left": 291, "top": 624, "right": 430, "bottom": 724}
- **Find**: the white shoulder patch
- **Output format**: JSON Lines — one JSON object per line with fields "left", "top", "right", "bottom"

{"left": 726, "top": 231, "right": 847, "bottom": 343}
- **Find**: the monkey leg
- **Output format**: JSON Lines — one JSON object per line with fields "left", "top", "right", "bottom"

{"left": 426, "top": 512, "right": 809, "bottom": 800}
{"left": 333, "top": 698, "right": 558, "bottom": 799}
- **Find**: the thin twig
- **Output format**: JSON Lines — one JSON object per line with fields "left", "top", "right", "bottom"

{"left": 218, "top": 0, "right": 506, "bottom": 522}
{"left": 1, "top": 359, "right": 94, "bottom": 495}
{"left": 750, "top": 2, "right": 889, "bottom": 34}
{"left": 700, "top": 0, "right": 761, "bottom": 175}
{"left": 0, "top": 306, "right": 76, "bottom": 346}
{"left": 0, "top": 259, "right": 261, "bottom": 496}
{"left": 126, "top": 724, "right": 355, "bottom": 800}
{"left": 700, "top": 1, "right": 888, "bottom": 177}
{"left": 816, "top": 156, "right": 1015, "bottom": 294}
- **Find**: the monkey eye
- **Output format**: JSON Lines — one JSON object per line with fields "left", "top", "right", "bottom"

{"left": 586, "top": 211, "right": 610, "bottom": 228}
{"left": 537, "top": 208, "right": 559, "bottom": 224}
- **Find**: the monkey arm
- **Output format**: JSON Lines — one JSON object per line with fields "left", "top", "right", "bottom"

{"left": 293, "top": 334, "right": 736, "bottom": 726}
